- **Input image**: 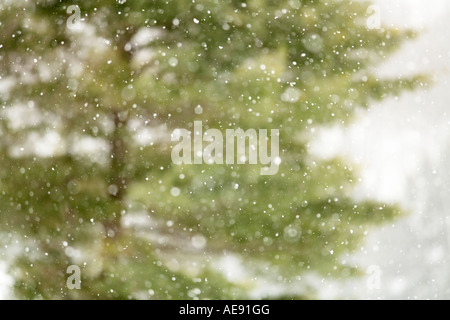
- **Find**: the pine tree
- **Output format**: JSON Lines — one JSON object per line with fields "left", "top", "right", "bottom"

{"left": 0, "top": 0, "right": 424, "bottom": 299}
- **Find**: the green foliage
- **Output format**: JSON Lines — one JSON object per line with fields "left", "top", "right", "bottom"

{"left": 0, "top": 0, "right": 421, "bottom": 299}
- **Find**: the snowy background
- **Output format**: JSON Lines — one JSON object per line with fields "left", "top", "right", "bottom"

{"left": 312, "top": 0, "right": 450, "bottom": 299}
{"left": 1, "top": 0, "right": 450, "bottom": 299}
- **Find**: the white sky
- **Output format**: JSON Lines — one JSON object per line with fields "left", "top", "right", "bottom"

{"left": 313, "top": 0, "right": 450, "bottom": 299}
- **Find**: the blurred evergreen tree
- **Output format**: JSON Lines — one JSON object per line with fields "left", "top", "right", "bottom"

{"left": 0, "top": 0, "right": 424, "bottom": 299}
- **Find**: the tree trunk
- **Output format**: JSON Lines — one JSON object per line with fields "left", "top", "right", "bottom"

{"left": 104, "top": 110, "right": 129, "bottom": 239}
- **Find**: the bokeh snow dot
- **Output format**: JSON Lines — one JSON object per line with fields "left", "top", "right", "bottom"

{"left": 170, "top": 187, "right": 181, "bottom": 197}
